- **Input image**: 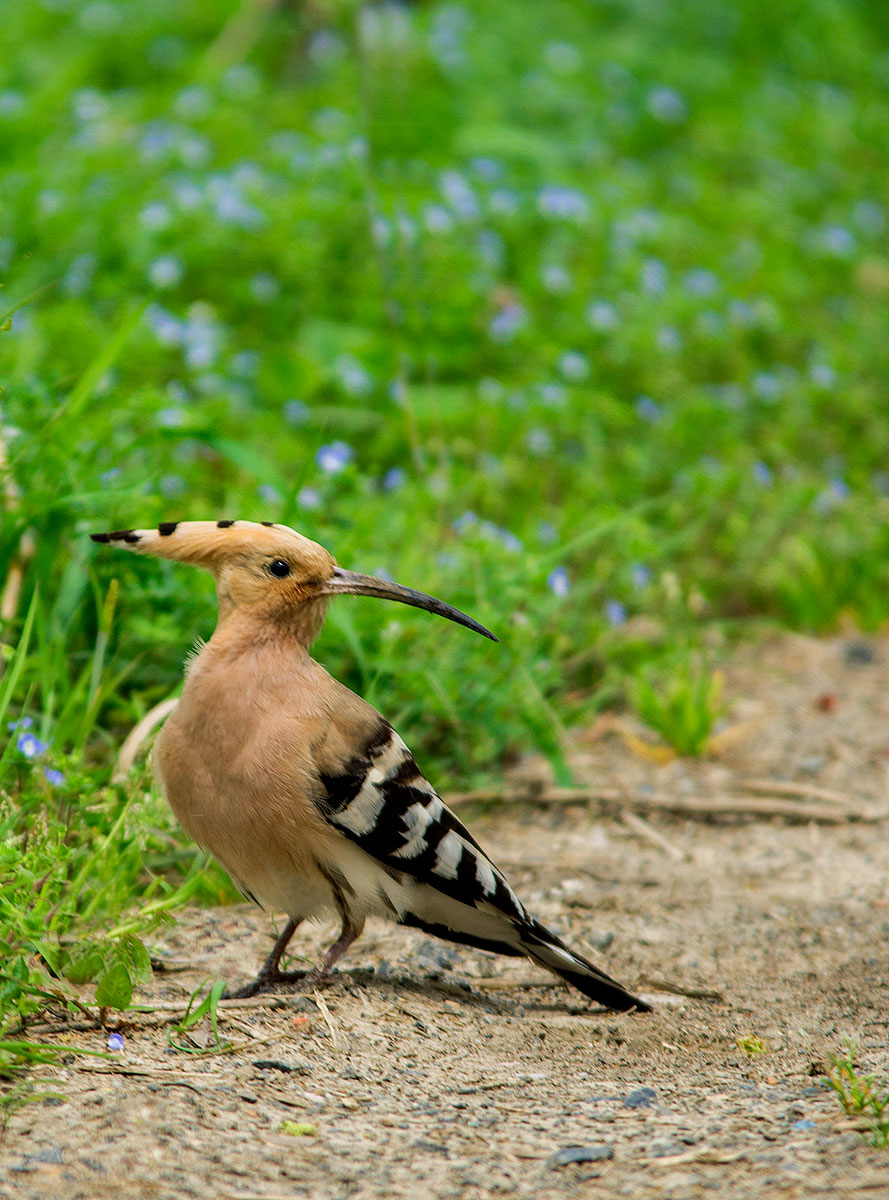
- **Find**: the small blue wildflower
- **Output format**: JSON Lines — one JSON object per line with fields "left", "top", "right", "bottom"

{"left": 395, "top": 213, "right": 417, "bottom": 242}
{"left": 537, "top": 522, "right": 557, "bottom": 545}
{"left": 174, "top": 84, "right": 210, "bottom": 119}
{"left": 335, "top": 357, "right": 373, "bottom": 397}
{"left": 478, "top": 378, "right": 504, "bottom": 404}
{"left": 538, "top": 186, "right": 589, "bottom": 221}
{"left": 159, "top": 475, "right": 186, "bottom": 497}
{"left": 631, "top": 564, "right": 651, "bottom": 590}
{"left": 8, "top": 716, "right": 33, "bottom": 731}
{"left": 683, "top": 268, "right": 719, "bottom": 298}
{"left": 453, "top": 511, "right": 478, "bottom": 534}
{"left": 753, "top": 372, "right": 783, "bottom": 402}
{"left": 526, "top": 428, "right": 553, "bottom": 455}
{"left": 488, "top": 304, "right": 527, "bottom": 343}
{"left": 316, "top": 441, "right": 353, "bottom": 474}
{"left": 470, "top": 156, "right": 501, "bottom": 181}
{"left": 641, "top": 258, "right": 667, "bottom": 294}
{"left": 791, "top": 1120, "right": 815, "bottom": 1132}
{"left": 605, "top": 600, "right": 627, "bottom": 626}
{"left": 873, "top": 472, "right": 889, "bottom": 496}
{"left": 547, "top": 567, "right": 570, "bottom": 596}
{"left": 44, "top": 767, "right": 65, "bottom": 787}
{"left": 635, "top": 396, "right": 662, "bottom": 422}
{"left": 539, "top": 383, "right": 566, "bottom": 408}
{"left": 108, "top": 1033, "right": 125, "bottom": 1052}
{"left": 250, "top": 272, "right": 280, "bottom": 302}
{"left": 810, "top": 363, "right": 836, "bottom": 388}
{"left": 139, "top": 201, "right": 171, "bottom": 232}
{"left": 586, "top": 300, "right": 619, "bottom": 331}
{"left": 284, "top": 400, "right": 309, "bottom": 426}
{"left": 424, "top": 204, "right": 454, "bottom": 234}
{"left": 258, "top": 484, "right": 281, "bottom": 505}
{"left": 497, "top": 530, "right": 522, "bottom": 554}
{"left": 819, "top": 225, "right": 855, "bottom": 257}
{"left": 440, "top": 170, "right": 478, "bottom": 220}
{"left": 477, "top": 229, "right": 504, "bottom": 267}
{"left": 814, "top": 478, "right": 849, "bottom": 514}
{"left": 656, "top": 326, "right": 682, "bottom": 352}
{"left": 752, "top": 461, "right": 773, "bottom": 486}
{"left": 382, "top": 467, "right": 406, "bottom": 492}
{"left": 853, "top": 200, "right": 885, "bottom": 235}
{"left": 297, "top": 486, "right": 322, "bottom": 510}
{"left": 148, "top": 256, "right": 183, "bottom": 290}
{"left": 647, "top": 86, "right": 687, "bottom": 124}
{"left": 544, "top": 41, "right": 582, "bottom": 75}
{"left": 488, "top": 189, "right": 518, "bottom": 217}
{"left": 541, "top": 264, "right": 571, "bottom": 293}
{"left": 558, "top": 351, "right": 590, "bottom": 382}
{"left": 18, "top": 732, "right": 47, "bottom": 758}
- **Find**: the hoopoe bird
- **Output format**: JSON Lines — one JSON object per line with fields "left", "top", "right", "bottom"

{"left": 92, "top": 520, "right": 649, "bottom": 1012}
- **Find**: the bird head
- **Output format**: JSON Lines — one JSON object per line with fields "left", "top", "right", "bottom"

{"left": 91, "top": 520, "right": 497, "bottom": 644}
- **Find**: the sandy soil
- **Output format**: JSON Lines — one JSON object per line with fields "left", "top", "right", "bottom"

{"left": 2, "top": 633, "right": 889, "bottom": 1199}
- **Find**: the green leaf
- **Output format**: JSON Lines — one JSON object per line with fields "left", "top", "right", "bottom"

{"left": 64, "top": 949, "right": 105, "bottom": 986}
{"left": 94, "top": 963, "right": 133, "bottom": 1010}
{"left": 116, "top": 935, "right": 152, "bottom": 986}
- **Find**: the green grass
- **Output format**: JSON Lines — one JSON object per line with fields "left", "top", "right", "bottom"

{"left": 2, "top": 0, "right": 889, "bottom": 1067}
{"left": 827, "top": 1042, "right": 889, "bottom": 1148}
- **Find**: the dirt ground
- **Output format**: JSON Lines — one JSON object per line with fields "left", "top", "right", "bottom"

{"left": 3, "top": 633, "right": 889, "bottom": 1199}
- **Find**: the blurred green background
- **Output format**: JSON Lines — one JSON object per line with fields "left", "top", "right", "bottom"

{"left": 2, "top": 0, "right": 889, "bottom": 1051}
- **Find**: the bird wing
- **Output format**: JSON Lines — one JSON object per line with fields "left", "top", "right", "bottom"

{"left": 312, "top": 716, "right": 527, "bottom": 923}
{"left": 308, "top": 695, "right": 650, "bottom": 1012}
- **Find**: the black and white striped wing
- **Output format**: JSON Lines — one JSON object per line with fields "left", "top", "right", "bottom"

{"left": 313, "top": 720, "right": 650, "bottom": 1011}
{"left": 316, "top": 721, "right": 525, "bottom": 922}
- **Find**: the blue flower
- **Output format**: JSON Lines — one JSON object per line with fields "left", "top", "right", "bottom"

{"left": 558, "top": 351, "right": 590, "bottom": 382}
{"left": 635, "top": 396, "right": 662, "bottom": 423}
{"left": 488, "top": 304, "right": 527, "bottom": 343}
{"left": 283, "top": 399, "right": 310, "bottom": 426}
{"left": 752, "top": 461, "right": 773, "bottom": 487}
{"left": 605, "top": 600, "right": 627, "bottom": 626}
{"left": 18, "top": 732, "right": 47, "bottom": 758}
{"left": 108, "top": 1032, "right": 125, "bottom": 1052}
{"left": 44, "top": 767, "right": 65, "bottom": 786}
{"left": 7, "top": 716, "right": 33, "bottom": 731}
{"left": 382, "top": 467, "right": 406, "bottom": 492}
{"left": 547, "top": 567, "right": 570, "bottom": 597}
{"left": 538, "top": 186, "right": 589, "bottom": 222}
{"left": 631, "top": 564, "right": 651, "bottom": 590}
{"left": 316, "top": 441, "right": 353, "bottom": 474}
{"left": 297, "top": 486, "right": 322, "bottom": 510}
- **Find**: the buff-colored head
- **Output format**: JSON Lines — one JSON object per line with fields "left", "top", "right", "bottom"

{"left": 91, "top": 519, "right": 497, "bottom": 644}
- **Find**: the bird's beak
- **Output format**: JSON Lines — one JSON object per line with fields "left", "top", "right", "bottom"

{"left": 319, "top": 568, "right": 498, "bottom": 642}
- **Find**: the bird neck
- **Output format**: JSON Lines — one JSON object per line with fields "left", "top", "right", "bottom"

{"left": 209, "top": 601, "right": 326, "bottom": 655}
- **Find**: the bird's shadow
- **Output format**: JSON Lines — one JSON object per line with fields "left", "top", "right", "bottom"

{"left": 230, "top": 965, "right": 627, "bottom": 1017}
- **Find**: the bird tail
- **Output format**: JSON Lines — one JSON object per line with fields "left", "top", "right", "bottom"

{"left": 516, "top": 917, "right": 650, "bottom": 1012}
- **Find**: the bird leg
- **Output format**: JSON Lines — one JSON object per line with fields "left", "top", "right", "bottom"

{"left": 301, "top": 918, "right": 364, "bottom": 988}
{"left": 228, "top": 917, "right": 304, "bottom": 998}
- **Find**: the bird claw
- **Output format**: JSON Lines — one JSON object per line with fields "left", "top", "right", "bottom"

{"left": 225, "top": 969, "right": 316, "bottom": 999}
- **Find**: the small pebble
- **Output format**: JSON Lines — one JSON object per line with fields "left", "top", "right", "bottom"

{"left": 548, "top": 1144, "right": 614, "bottom": 1168}
{"left": 844, "top": 640, "right": 875, "bottom": 665}
{"left": 252, "top": 1059, "right": 311, "bottom": 1074}
{"left": 624, "top": 1087, "right": 657, "bottom": 1108}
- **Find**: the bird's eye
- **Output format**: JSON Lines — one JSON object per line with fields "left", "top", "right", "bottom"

{"left": 268, "top": 559, "right": 291, "bottom": 578}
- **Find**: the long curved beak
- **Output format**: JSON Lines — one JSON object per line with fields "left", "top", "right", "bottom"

{"left": 319, "top": 568, "right": 498, "bottom": 642}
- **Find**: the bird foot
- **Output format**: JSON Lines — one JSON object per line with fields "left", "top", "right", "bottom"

{"left": 225, "top": 969, "right": 314, "bottom": 999}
